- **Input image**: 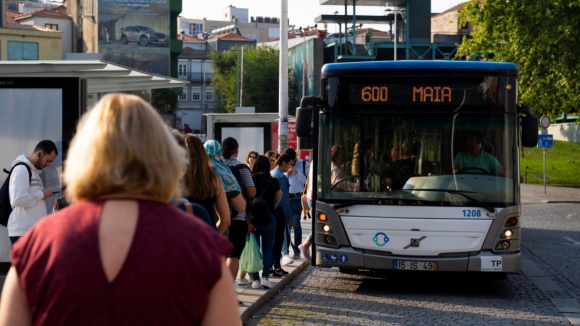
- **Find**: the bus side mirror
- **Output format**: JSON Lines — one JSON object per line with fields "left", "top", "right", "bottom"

{"left": 296, "top": 106, "right": 312, "bottom": 139}
{"left": 296, "top": 96, "right": 317, "bottom": 139}
{"left": 521, "top": 114, "right": 538, "bottom": 147}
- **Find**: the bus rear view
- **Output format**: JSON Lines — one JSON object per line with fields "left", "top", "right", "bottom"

{"left": 295, "top": 61, "right": 539, "bottom": 277}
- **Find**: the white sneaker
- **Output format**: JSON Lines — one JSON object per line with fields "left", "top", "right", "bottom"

{"left": 282, "top": 255, "right": 294, "bottom": 265}
{"left": 237, "top": 278, "right": 251, "bottom": 286}
{"left": 260, "top": 277, "right": 272, "bottom": 289}
{"left": 251, "top": 280, "right": 260, "bottom": 289}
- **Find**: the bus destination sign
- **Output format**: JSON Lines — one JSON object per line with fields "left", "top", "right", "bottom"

{"left": 360, "top": 85, "right": 453, "bottom": 103}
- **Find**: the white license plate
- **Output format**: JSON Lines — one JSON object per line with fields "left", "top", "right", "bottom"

{"left": 393, "top": 260, "right": 438, "bottom": 271}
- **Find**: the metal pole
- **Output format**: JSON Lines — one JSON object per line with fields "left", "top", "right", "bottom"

{"left": 235, "top": 51, "right": 239, "bottom": 108}
{"left": 278, "top": 0, "right": 289, "bottom": 152}
{"left": 302, "top": 32, "right": 305, "bottom": 98}
{"left": 240, "top": 47, "right": 244, "bottom": 107}
{"left": 543, "top": 148, "right": 546, "bottom": 195}
{"left": 394, "top": 11, "right": 397, "bottom": 61}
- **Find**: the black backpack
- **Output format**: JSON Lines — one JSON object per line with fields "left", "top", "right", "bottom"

{"left": 0, "top": 162, "right": 32, "bottom": 227}
{"left": 247, "top": 178, "right": 273, "bottom": 226}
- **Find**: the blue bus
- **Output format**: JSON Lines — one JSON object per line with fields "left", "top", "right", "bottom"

{"left": 296, "top": 61, "right": 538, "bottom": 278}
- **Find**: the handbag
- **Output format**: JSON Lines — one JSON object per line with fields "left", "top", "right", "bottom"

{"left": 239, "top": 234, "right": 264, "bottom": 273}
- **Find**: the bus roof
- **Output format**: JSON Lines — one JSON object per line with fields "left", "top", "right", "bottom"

{"left": 322, "top": 61, "right": 518, "bottom": 75}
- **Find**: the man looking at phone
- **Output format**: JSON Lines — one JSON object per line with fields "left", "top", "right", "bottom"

{"left": 8, "top": 140, "right": 58, "bottom": 245}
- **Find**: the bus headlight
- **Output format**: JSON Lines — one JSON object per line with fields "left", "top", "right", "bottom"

{"left": 503, "top": 229, "right": 513, "bottom": 238}
{"left": 324, "top": 235, "right": 335, "bottom": 244}
{"left": 322, "top": 224, "right": 331, "bottom": 233}
{"left": 500, "top": 241, "right": 510, "bottom": 250}
{"left": 318, "top": 213, "right": 327, "bottom": 221}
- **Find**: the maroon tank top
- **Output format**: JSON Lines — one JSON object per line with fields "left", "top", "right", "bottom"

{"left": 12, "top": 198, "right": 232, "bottom": 326}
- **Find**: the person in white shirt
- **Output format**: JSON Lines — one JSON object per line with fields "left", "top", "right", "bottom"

{"left": 8, "top": 140, "right": 58, "bottom": 245}
{"left": 282, "top": 148, "right": 309, "bottom": 260}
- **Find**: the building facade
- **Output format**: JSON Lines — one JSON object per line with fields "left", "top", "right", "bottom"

{"left": 175, "top": 31, "right": 255, "bottom": 133}
{"left": 0, "top": 8, "right": 63, "bottom": 60}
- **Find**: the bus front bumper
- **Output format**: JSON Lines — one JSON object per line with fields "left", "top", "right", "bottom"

{"left": 316, "top": 246, "right": 520, "bottom": 274}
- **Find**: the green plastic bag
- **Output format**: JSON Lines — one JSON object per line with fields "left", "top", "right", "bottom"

{"left": 240, "top": 234, "right": 264, "bottom": 273}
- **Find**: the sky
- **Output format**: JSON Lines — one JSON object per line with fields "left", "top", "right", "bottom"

{"left": 182, "top": 0, "right": 466, "bottom": 31}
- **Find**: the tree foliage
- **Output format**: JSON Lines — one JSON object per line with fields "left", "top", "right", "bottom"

{"left": 211, "top": 46, "right": 289, "bottom": 113}
{"left": 151, "top": 88, "right": 178, "bottom": 114}
{"left": 458, "top": 0, "right": 580, "bottom": 117}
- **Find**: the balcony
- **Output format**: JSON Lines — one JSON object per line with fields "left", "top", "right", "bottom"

{"left": 180, "top": 49, "right": 212, "bottom": 59}
{"left": 177, "top": 72, "right": 213, "bottom": 83}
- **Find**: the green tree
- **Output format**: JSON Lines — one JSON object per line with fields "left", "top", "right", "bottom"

{"left": 211, "top": 46, "right": 294, "bottom": 113}
{"left": 458, "top": 0, "right": 580, "bottom": 117}
{"left": 151, "top": 88, "right": 179, "bottom": 114}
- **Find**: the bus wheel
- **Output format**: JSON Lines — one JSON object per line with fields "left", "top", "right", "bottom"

{"left": 339, "top": 268, "right": 360, "bottom": 275}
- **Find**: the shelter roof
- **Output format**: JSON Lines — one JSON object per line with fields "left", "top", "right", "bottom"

{"left": 0, "top": 60, "right": 189, "bottom": 94}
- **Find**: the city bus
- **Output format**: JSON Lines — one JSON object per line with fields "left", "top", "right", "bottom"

{"left": 295, "top": 61, "right": 539, "bottom": 277}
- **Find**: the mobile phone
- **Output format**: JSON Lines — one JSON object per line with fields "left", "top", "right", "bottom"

{"left": 51, "top": 191, "right": 61, "bottom": 194}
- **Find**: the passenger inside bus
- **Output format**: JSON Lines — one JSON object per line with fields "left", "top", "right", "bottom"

{"left": 330, "top": 145, "right": 360, "bottom": 192}
{"left": 385, "top": 141, "right": 416, "bottom": 191}
{"left": 454, "top": 131, "right": 505, "bottom": 175}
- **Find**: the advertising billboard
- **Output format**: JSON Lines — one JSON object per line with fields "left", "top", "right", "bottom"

{"left": 99, "top": 0, "right": 170, "bottom": 76}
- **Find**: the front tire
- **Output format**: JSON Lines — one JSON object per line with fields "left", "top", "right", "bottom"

{"left": 139, "top": 36, "right": 149, "bottom": 47}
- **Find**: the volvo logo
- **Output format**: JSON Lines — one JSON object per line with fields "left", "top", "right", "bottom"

{"left": 404, "top": 236, "right": 426, "bottom": 249}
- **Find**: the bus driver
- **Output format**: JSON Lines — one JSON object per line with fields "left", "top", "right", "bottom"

{"left": 454, "top": 131, "right": 505, "bottom": 175}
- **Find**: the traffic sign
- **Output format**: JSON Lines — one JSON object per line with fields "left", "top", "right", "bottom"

{"left": 540, "top": 115, "right": 551, "bottom": 129}
{"left": 537, "top": 134, "right": 553, "bottom": 148}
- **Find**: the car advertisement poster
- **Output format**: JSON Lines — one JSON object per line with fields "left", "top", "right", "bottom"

{"left": 99, "top": 0, "right": 170, "bottom": 76}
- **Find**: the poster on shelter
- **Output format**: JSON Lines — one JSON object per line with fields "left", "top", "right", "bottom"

{"left": 99, "top": 0, "right": 170, "bottom": 76}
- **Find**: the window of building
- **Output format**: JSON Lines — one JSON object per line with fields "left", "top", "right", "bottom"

{"left": 8, "top": 41, "right": 38, "bottom": 60}
{"left": 205, "top": 87, "right": 215, "bottom": 102}
{"left": 179, "top": 89, "right": 188, "bottom": 101}
{"left": 192, "top": 87, "right": 201, "bottom": 101}
{"left": 45, "top": 23, "right": 58, "bottom": 31}
{"left": 178, "top": 63, "right": 187, "bottom": 77}
{"left": 188, "top": 23, "right": 203, "bottom": 36}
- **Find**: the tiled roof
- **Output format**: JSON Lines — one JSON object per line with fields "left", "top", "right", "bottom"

{"left": 355, "top": 28, "right": 390, "bottom": 36}
{"left": 432, "top": 1, "right": 471, "bottom": 17}
{"left": 5, "top": 23, "right": 59, "bottom": 32}
{"left": 216, "top": 32, "right": 254, "bottom": 41}
{"left": 6, "top": 9, "right": 21, "bottom": 25}
{"left": 14, "top": 5, "right": 71, "bottom": 21}
{"left": 180, "top": 34, "right": 206, "bottom": 42}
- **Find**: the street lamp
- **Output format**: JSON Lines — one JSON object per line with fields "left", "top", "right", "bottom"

{"left": 385, "top": 8, "right": 406, "bottom": 61}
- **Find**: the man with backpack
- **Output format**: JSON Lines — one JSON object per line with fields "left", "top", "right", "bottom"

{"left": 2, "top": 140, "right": 58, "bottom": 245}
{"left": 221, "top": 137, "right": 256, "bottom": 282}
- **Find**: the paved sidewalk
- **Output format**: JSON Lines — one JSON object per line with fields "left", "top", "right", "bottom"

{"left": 238, "top": 218, "right": 312, "bottom": 323}
{"left": 521, "top": 184, "right": 580, "bottom": 204}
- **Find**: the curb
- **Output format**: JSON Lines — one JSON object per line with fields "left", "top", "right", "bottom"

{"left": 240, "top": 259, "right": 311, "bottom": 323}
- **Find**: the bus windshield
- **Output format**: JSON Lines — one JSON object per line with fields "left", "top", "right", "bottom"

{"left": 318, "top": 76, "right": 519, "bottom": 208}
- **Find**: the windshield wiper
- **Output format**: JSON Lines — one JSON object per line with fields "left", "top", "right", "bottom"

{"left": 405, "top": 188, "right": 496, "bottom": 214}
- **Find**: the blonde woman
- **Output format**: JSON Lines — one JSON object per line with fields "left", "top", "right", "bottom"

{"left": 0, "top": 93, "right": 241, "bottom": 326}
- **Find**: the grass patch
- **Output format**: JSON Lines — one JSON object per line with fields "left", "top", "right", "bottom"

{"left": 520, "top": 140, "right": 580, "bottom": 185}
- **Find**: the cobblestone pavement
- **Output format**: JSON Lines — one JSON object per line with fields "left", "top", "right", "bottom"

{"left": 246, "top": 266, "right": 570, "bottom": 325}
{"left": 246, "top": 204, "right": 580, "bottom": 326}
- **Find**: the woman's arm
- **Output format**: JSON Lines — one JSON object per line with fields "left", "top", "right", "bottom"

{"left": 201, "top": 258, "right": 242, "bottom": 326}
{"left": 230, "top": 193, "right": 246, "bottom": 212}
{"left": 274, "top": 189, "right": 282, "bottom": 203}
{"left": 213, "top": 178, "right": 231, "bottom": 235}
{"left": 0, "top": 267, "right": 32, "bottom": 326}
